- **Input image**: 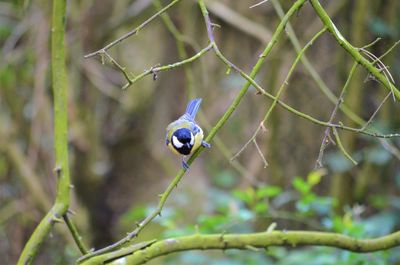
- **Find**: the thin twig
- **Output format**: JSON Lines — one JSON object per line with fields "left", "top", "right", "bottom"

{"left": 310, "top": 0, "right": 400, "bottom": 100}
{"left": 380, "top": 138, "right": 400, "bottom": 161}
{"left": 360, "top": 48, "right": 396, "bottom": 101}
{"left": 361, "top": 37, "right": 381, "bottom": 49}
{"left": 315, "top": 62, "right": 358, "bottom": 168}
{"left": 63, "top": 214, "right": 89, "bottom": 255}
{"left": 253, "top": 139, "right": 268, "bottom": 168}
{"left": 208, "top": 1, "right": 271, "bottom": 43}
{"left": 359, "top": 92, "right": 392, "bottom": 131}
{"left": 103, "top": 51, "right": 134, "bottom": 89}
{"left": 84, "top": 0, "right": 182, "bottom": 58}
{"left": 215, "top": 51, "right": 400, "bottom": 139}
{"left": 271, "top": 0, "right": 364, "bottom": 127}
{"left": 232, "top": 27, "right": 327, "bottom": 161}
{"left": 250, "top": 0, "right": 270, "bottom": 9}
{"left": 332, "top": 128, "right": 358, "bottom": 165}
{"left": 124, "top": 43, "right": 213, "bottom": 89}
{"left": 373, "top": 40, "right": 400, "bottom": 63}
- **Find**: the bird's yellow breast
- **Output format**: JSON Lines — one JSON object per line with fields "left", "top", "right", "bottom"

{"left": 167, "top": 142, "right": 183, "bottom": 156}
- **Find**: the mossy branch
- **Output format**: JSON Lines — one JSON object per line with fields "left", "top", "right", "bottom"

{"left": 123, "top": 230, "right": 400, "bottom": 265}
{"left": 17, "top": 0, "right": 72, "bottom": 264}
{"left": 310, "top": 0, "right": 400, "bottom": 100}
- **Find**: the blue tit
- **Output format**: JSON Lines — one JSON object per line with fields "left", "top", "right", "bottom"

{"left": 166, "top": 98, "right": 211, "bottom": 170}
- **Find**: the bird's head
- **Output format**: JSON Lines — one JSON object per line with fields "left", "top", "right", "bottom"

{"left": 171, "top": 128, "right": 194, "bottom": 155}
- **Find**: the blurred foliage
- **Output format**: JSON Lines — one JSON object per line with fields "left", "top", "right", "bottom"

{"left": 1, "top": 0, "right": 400, "bottom": 264}
{"left": 120, "top": 168, "right": 400, "bottom": 264}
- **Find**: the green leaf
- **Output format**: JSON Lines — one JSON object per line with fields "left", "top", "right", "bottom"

{"left": 292, "top": 177, "right": 310, "bottom": 194}
{"left": 307, "top": 169, "right": 325, "bottom": 187}
{"left": 197, "top": 214, "right": 228, "bottom": 232}
{"left": 233, "top": 188, "right": 255, "bottom": 204}
{"left": 256, "top": 186, "right": 282, "bottom": 199}
{"left": 253, "top": 202, "right": 268, "bottom": 214}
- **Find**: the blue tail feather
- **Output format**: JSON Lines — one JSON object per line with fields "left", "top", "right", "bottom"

{"left": 185, "top": 98, "right": 202, "bottom": 120}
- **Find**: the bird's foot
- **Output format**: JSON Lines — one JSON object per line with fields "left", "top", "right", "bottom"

{"left": 182, "top": 160, "right": 189, "bottom": 171}
{"left": 201, "top": 140, "right": 211, "bottom": 148}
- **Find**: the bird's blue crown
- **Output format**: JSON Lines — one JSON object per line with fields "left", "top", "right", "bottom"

{"left": 174, "top": 128, "right": 192, "bottom": 143}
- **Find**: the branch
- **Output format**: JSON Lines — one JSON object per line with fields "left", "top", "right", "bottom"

{"left": 63, "top": 214, "right": 89, "bottom": 255}
{"left": 199, "top": 0, "right": 309, "bottom": 143}
{"left": 84, "top": 0, "right": 182, "bottom": 58}
{"left": 315, "top": 62, "right": 358, "bottom": 168}
{"left": 17, "top": 0, "right": 72, "bottom": 263}
{"left": 198, "top": 1, "right": 400, "bottom": 142}
{"left": 271, "top": 0, "right": 400, "bottom": 163}
{"left": 153, "top": 0, "right": 255, "bottom": 183}
{"left": 309, "top": 0, "right": 400, "bottom": 100}
{"left": 215, "top": 51, "right": 400, "bottom": 139}
{"left": 78, "top": 0, "right": 309, "bottom": 262}
{"left": 124, "top": 43, "right": 213, "bottom": 89}
{"left": 124, "top": 230, "right": 400, "bottom": 264}
{"left": 332, "top": 128, "right": 358, "bottom": 165}
{"left": 207, "top": 1, "right": 272, "bottom": 43}
{"left": 271, "top": 0, "right": 363, "bottom": 126}
{"left": 232, "top": 27, "right": 328, "bottom": 161}
{"left": 80, "top": 240, "right": 156, "bottom": 265}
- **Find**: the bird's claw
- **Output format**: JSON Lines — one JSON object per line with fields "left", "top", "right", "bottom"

{"left": 201, "top": 140, "right": 211, "bottom": 148}
{"left": 182, "top": 160, "right": 189, "bottom": 171}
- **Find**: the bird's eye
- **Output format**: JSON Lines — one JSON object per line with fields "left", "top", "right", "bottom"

{"left": 172, "top": 135, "right": 184, "bottom": 148}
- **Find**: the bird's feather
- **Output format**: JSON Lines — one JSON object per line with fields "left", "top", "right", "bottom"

{"left": 182, "top": 98, "right": 202, "bottom": 121}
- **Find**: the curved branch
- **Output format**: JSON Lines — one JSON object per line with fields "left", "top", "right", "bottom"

{"left": 125, "top": 231, "right": 400, "bottom": 264}
{"left": 63, "top": 214, "right": 89, "bottom": 255}
{"left": 310, "top": 0, "right": 400, "bottom": 100}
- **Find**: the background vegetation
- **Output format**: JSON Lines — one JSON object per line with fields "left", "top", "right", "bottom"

{"left": 1, "top": 0, "right": 400, "bottom": 264}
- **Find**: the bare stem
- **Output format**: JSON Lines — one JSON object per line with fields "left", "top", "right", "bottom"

{"left": 63, "top": 214, "right": 89, "bottom": 255}
{"left": 84, "top": 0, "right": 182, "bottom": 58}
{"left": 332, "top": 128, "right": 358, "bottom": 165}
{"left": 315, "top": 62, "right": 358, "bottom": 168}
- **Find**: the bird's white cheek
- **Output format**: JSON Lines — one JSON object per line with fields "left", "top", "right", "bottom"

{"left": 190, "top": 132, "right": 194, "bottom": 145}
{"left": 172, "top": 135, "right": 184, "bottom": 148}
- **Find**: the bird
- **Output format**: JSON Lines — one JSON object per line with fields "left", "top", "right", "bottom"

{"left": 166, "top": 98, "right": 211, "bottom": 170}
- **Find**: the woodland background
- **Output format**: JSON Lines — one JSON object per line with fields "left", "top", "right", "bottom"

{"left": 1, "top": 0, "right": 400, "bottom": 264}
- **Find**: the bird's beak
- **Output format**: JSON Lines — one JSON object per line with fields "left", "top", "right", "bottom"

{"left": 185, "top": 143, "right": 191, "bottom": 149}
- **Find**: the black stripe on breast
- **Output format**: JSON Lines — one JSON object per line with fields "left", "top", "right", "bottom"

{"left": 175, "top": 145, "right": 192, "bottom": 155}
